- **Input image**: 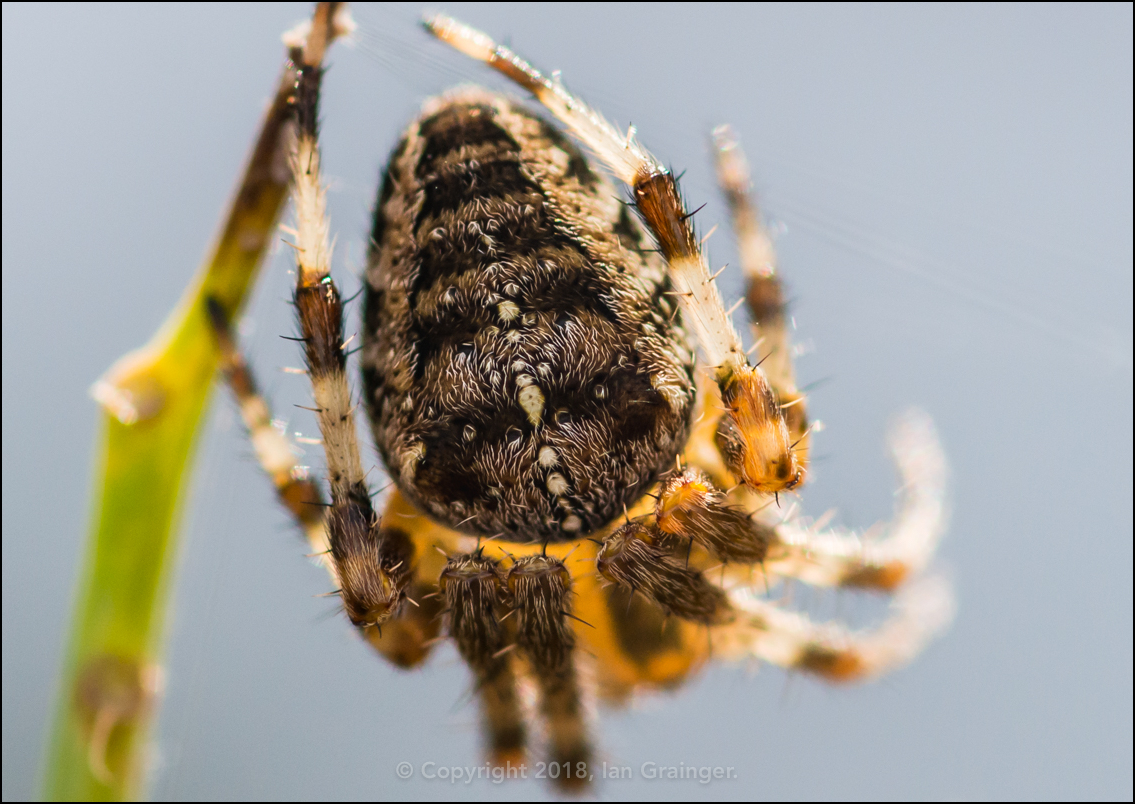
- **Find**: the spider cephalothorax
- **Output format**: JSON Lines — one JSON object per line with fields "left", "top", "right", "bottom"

{"left": 209, "top": 5, "right": 952, "bottom": 792}
{"left": 362, "top": 90, "right": 696, "bottom": 541}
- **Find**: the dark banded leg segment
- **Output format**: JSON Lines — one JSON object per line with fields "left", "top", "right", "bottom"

{"left": 506, "top": 556, "right": 591, "bottom": 789}
{"left": 423, "top": 14, "right": 804, "bottom": 496}
{"left": 597, "top": 522, "right": 732, "bottom": 625}
{"left": 289, "top": 23, "right": 408, "bottom": 630}
{"left": 656, "top": 467, "right": 774, "bottom": 564}
{"left": 206, "top": 297, "right": 328, "bottom": 554}
{"left": 440, "top": 553, "right": 527, "bottom": 766}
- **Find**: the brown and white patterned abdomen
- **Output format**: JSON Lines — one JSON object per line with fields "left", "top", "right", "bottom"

{"left": 362, "top": 90, "right": 695, "bottom": 542}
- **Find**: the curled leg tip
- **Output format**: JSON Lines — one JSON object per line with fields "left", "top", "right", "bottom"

{"left": 719, "top": 573, "right": 954, "bottom": 682}
{"left": 889, "top": 408, "right": 948, "bottom": 499}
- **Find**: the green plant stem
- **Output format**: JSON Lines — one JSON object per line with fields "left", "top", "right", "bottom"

{"left": 42, "top": 7, "right": 344, "bottom": 797}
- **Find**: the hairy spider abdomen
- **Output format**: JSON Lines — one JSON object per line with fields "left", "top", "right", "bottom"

{"left": 362, "top": 89, "right": 696, "bottom": 542}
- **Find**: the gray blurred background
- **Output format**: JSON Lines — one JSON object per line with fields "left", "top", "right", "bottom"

{"left": 3, "top": 3, "right": 1131, "bottom": 800}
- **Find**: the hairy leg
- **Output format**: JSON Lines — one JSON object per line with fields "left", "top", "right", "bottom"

{"left": 712, "top": 126, "right": 812, "bottom": 466}
{"left": 287, "top": 23, "right": 410, "bottom": 630}
{"left": 713, "top": 575, "right": 954, "bottom": 682}
{"left": 441, "top": 553, "right": 526, "bottom": 765}
{"left": 507, "top": 555, "right": 591, "bottom": 788}
{"left": 208, "top": 291, "right": 447, "bottom": 667}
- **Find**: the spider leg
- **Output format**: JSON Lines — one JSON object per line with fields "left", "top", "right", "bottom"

{"left": 424, "top": 14, "right": 804, "bottom": 495}
{"left": 361, "top": 540, "right": 446, "bottom": 669}
{"left": 655, "top": 466, "right": 773, "bottom": 564}
{"left": 762, "top": 410, "right": 948, "bottom": 591}
{"left": 206, "top": 6, "right": 434, "bottom": 666}
{"left": 288, "top": 28, "right": 410, "bottom": 630}
{"left": 205, "top": 298, "right": 328, "bottom": 555}
{"left": 207, "top": 297, "right": 445, "bottom": 666}
{"left": 200, "top": 1, "right": 352, "bottom": 565}
{"left": 506, "top": 555, "right": 591, "bottom": 789}
{"left": 712, "top": 126, "right": 811, "bottom": 469}
{"left": 713, "top": 574, "right": 954, "bottom": 682}
{"left": 597, "top": 522, "right": 732, "bottom": 625}
{"left": 669, "top": 411, "right": 946, "bottom": 593}
{"left": 441, "top": 553, "right": 527, "bottom": 767}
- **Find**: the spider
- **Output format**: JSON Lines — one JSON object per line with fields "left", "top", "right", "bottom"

{"left": 206, "top": 6, "right": 952, "bottom": 791}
